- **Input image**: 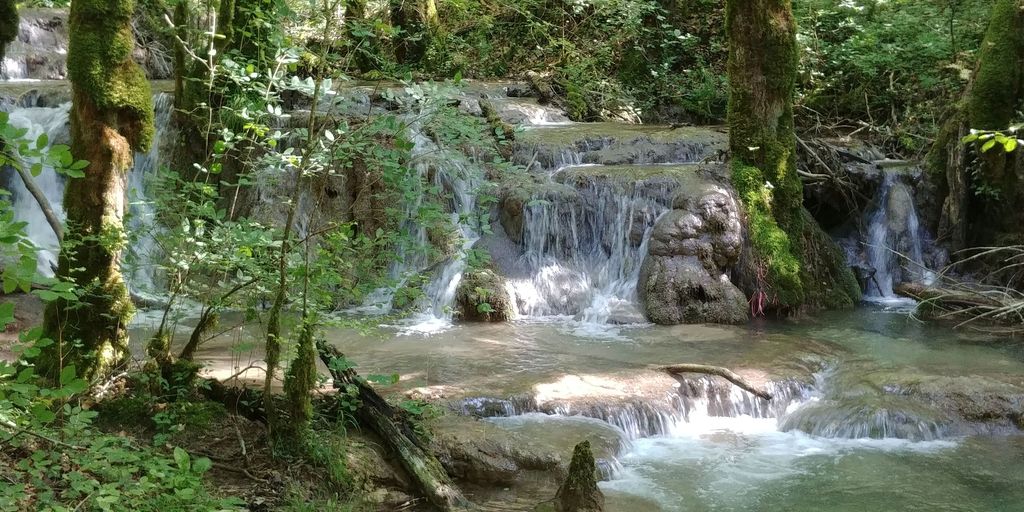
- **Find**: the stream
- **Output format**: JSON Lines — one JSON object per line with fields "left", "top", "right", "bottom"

{"left": 3, "top": 16, "right": 1023, "bottom": 509}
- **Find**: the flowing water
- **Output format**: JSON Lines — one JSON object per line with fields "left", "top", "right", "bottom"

{"left": 862, "top": 171, "right": 934, "bottom": 300}
{"left": 310, "top": 308, "right": 1023, "bottom": 511}
{"left": 1, "top": 92, "right": 173, "bottom": 282}
{"left": 3, "top": 29, "right": 1020, "bottom": 507}
{"left": 3, "top": 102, "right": 69, "bottom": 273}
{"left": 149, "top": 305, "right": 1024, "bottom": 511}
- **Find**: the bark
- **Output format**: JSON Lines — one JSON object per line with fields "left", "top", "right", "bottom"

{"left": 726, "top": 0, "right": 804, "bottom": 308}
{"left": 281, "top": 320, "right": 316, "bottom": 441}
{"left": 316, "top": 340, "right": 472, "bottom": 511}
{"left": 0, "top": 0, "right": 16, "bottom": 62}
{"left": 658, "top": 364, "right": 774, "bottom": 401}
{"left": 38, "top": 0, "right": 153, "bottom": 382}
{"left": 726, "top": 0, "right": 858, "bottom": 310}
{"left": 929, "top": 0, "right": 1024, "bottom": 253}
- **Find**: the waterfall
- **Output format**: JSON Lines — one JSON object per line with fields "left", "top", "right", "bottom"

{"left": 124, "top": 93, "right": 174, "bottom": 297}
{"left": 863, "top": 172, "right": 931, "bottom": 298}
{"left": 2, "top": 93, "right": 173, "bottom": 285}
{"left": 4, "top": 103, "right": 70, "bottom": 274}
{"left": 504, "top": 173, "right": 678, "bottom": 329}
{"left": 359, "top": 118, "right": 483, "bottom": 333}
{"left": 1, "top": 9, "right": 69, "bottom": 81}
{"left": 1, "top": 57, "right": 28, "bottom": 81}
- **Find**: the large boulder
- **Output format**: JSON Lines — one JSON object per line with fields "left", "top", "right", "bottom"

{"left": 638, "top": 183, "right": 748, "bottom": 324}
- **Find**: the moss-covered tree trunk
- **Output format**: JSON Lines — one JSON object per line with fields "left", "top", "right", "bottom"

{"left": 0, "top": 0, "right": 16, "bottom": 62}
{"left": 726, "top": 0, "right": 859, "bottom": 310}
{"left": 39, "top": 0, "right": 154, "bottom": 381}
{"left": 929, "top": 0, "right": 1023, "bottom": 253}
{"left": 390, "top": 0, "right": 433, "bottom": 64}
{"left": 726, "top": 0, "right": 805, "bottom": 308}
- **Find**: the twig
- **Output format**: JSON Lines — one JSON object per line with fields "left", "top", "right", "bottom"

{"left": 0, "top": 420, "right": 86, "bottom": 451}
{"left": 657, "top": 364, "right": 773, "bottom": 401}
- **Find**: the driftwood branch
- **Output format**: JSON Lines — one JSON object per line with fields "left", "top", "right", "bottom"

{"left": 658, "top": 364, "right": 773, "bottom": 401}
{"left": 316, "top": 340, "right": 472, "bottom": 512}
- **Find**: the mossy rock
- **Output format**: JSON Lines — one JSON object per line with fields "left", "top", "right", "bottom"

{"left": 499, "top": 179, "right": 580, "bottom": 244}
{"left": 454, "top": 267, "right": 513, "bottom": 322}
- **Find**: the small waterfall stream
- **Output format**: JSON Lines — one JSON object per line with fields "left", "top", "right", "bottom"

{"left": 862, "top": 172, "right": 932, "bottom": 299}
{"left": 505, "top": 174, "right": 676, "bottom": 328}
{"left": 401, "top": 126, "right": 483, "bottom": 333}
{"left": 2, "top": 93, "right": 173, "bottom": 283}
{"left": 4, "top": 103, "right": 70, "bottom": 273}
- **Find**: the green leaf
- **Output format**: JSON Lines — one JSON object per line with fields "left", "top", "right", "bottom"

{"left": 36, "top": 133, "right": 48, "bottom": 150}
{"left": 60, "top": 365, "right": 77, "bottom": 385}
{"left": 193, "top": 456, "right": 213, "bottom": 474}
{"left": 173, "top": 446, "right": 191, "bottom": 471}
{"left": 1004, "top": 138, "right": 1018, "bottom": 153}
{"left": 982, "top": 139, "right": 997, "bottom": 152}
{"left": 0, "top": 302, "right": 14, "bottom": 329}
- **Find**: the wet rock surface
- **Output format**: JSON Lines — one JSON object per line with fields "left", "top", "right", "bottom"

{"left": 638, "top": 182, "right": 748, "bottom": 324}
{"left": 454, "top": 267, "right": 514, "bottom": 322}
{"left": 429, "top": 415, "right": 563, "bottom": 485}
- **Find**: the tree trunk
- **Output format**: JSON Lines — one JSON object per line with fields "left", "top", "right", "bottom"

{"left": 929, "top": 0, "right": 1024, "bottom": 253}
{"left": 726, "top": 0, "right": 804, "bottom": 308}
{"left": 726, "top": 0, "right": 858, "bottom": 310}
{"left": 0, "top": 0, "right": 16, "bottom": 62}
{"left": 38, "top": 0, "right": 153, "bottom": 382}
{"left": 316, "top": 340, "right": 472, "bottom": 511}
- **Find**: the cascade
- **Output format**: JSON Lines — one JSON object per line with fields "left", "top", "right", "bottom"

{"left": 4, "top": 102, "right": 70, "bottom": 273}
{"left": 358, "top": 115, "right": 484, "bottom": 333}
{"left": 1, "top": 9, "right": 69, "bottom": 81}
{"left": 124, "top": 93, "right": 174, "bottom": 296}
{"left": 862, "top": 172, "right": 932, "bottom": 298}
{"left": 2, "top": 93, "right": 173, "bottom": 284}
{"left": 404, "top": 127, "right": 482, "bottom": 332}
{"left": 504, "top": 173, "right": 677, "bottom": 328}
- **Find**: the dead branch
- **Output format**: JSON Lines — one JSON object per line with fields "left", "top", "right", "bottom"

{"left": 657, "top": 364, "right": 773, "bottom": 401}
{"left": 316, "top": 340, "right": 472, "bottom": 512}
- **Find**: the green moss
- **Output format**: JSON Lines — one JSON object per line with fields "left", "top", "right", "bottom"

{"left": 282, "top": 321, "right": 317, "bottom": 443}
{"left": 967, "top": 0, "right": 1024, "bottom": 131}
{"left": 798, "top": 208, "right": 860, "bottom": 309}
{"left": 67, "top": 0, "right": 154, "bottom": 151}
{"left": 735, "top": 164, "right": 804, "bottom": 306}
{"left": 727, "top": 0, "right": 810, "bottom": 309}
{"left": 454, "top": 267, "right": 512, "bottom": 322}
{"left": 0, "top": 0, "right": 16, "bottom": 61}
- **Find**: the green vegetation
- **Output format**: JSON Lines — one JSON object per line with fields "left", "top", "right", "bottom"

{"left": 37, "top": 0, "right": 154, "bottom": 382}
{"left": 726, "top": 0, "right": 806, "bottom": 309}
{"left": 1, "top": 0, "right": 1020, "bottom": 509}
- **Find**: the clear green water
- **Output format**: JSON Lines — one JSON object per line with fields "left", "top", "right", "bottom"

{"left": 132, "top": 306, "right": 1024, "bottom": 510}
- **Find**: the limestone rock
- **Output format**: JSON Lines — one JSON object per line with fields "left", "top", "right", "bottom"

{"left": 639, "top": 183, "right": 748, "bottom": 324}
{"left": 430, "top": 416, "right": 562, "bottom": 486}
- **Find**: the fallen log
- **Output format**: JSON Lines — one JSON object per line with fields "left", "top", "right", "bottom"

{"left": 316, "top": 340, "right": 472, "bottom": 512}
{"left": 895, "top": 282, "right": 1004, "bottom": 310}
{"left": 657, "top": 364, "right": 773, "bottom": 401}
